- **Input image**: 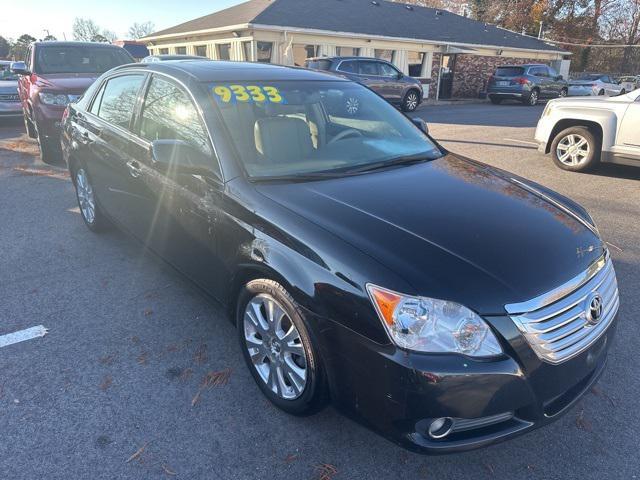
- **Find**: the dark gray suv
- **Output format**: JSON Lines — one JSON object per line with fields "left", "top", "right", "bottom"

{"left": 305, "top": 56, "right": 423, "bottom": 112}
{"left": 487, "top": 64, "right": 568, "bottom": 106}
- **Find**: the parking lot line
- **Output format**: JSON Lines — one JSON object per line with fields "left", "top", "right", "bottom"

{"left": 0, "top": 325, "right": 49, "bottom": 349}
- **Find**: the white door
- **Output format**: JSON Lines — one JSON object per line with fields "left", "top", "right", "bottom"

{"left": 618, "top": 99, "right": 640, "bottom": 147}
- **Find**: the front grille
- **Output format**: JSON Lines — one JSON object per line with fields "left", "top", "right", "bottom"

{"left": 0, "top": 94, "right": 19, "bottom": 101}
{"left": 506, "top": 254, "right": 619, "bottom": 364}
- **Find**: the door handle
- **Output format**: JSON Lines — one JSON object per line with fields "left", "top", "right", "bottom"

{"left": 126, "top": 160, "right": 142, "bottom": 178}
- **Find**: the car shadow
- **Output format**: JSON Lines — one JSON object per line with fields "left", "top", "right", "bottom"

{"left": 592, "top": 163, "right": 640, "bottom": 181}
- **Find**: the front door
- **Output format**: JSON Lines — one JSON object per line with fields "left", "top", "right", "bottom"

{"left": 618, "top": 100, "right": 640, "bottom": 148}
{"left": 378, "top": 61, "right": 404, "bottom": 103}
{"left": 132, "top": 74, "right": 226, "bottom": 296}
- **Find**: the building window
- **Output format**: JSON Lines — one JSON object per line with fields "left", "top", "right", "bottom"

{"left": 293, "top": 44, "right": 319, "bottom": 66}
{"left": 159, "top": 48, "right": 169, "bottom": 54}
{"left": 408, "top": 51, "right": 426, "bottom": 77}
{"left": 256, "top": 41, "right": 273, "bottom": 63}
{"left": 336, "top": 47, "right": 360, "bottom": 57}
{"left": 374, "top": 49, "right": 395, "bottom": 63}
{"left": 242, "top": 42, "right": 252, "bottom": 61}
{"left": 195, "top": 45, "right": 207, "bottom": 57}
{"left": 217, "top": 43, "right": 231, "bottom": 60}
{"left": 175, "top": 46, "right": 187, "bottom": 55}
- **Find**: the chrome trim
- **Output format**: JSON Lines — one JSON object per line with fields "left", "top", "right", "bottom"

{"left": 505, "top": 251, "right": 608, "bottom": 314}
{"left": 507, "top": 256, "right": 619, "bottom": 364}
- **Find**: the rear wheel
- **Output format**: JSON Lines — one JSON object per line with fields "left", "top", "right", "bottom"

{"left": 524, "top": 89, "right": 539, "bottom": 106}
{"left": 598, "top": 89, "right": 605, "bottom": 96}
{"left": 73, "top": 166, "right": 108, "bottom": 232}
{"left": 559, "top": 87, "right": 568, "bottom": 98}
{"left": 551, "top": 126, "right": 600, "bottom": 172}
{"left": 620, "top": 89, "right": 626, "bottom": 95}
{"left": 489, "top": 96, "right": 502, "bottom": 105}
{"left": 401, "top": 90, "right": 420, "bottom": 112}
{"left": 237, "top": 279, "right": 327, "bottom": 415}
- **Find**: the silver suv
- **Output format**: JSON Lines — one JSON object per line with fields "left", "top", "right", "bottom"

{"left": 487, "top": 64, "right": 568, "bottom": 106}
{"left": 305, "top": 56, "right": 423, "bottom": 112}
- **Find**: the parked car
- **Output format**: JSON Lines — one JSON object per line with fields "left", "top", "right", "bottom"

{"left": 11, "top": 41, "right": 134, "bottom": 164}
{"left": 0, "top": 60, "right": 22, "bottom": 117}
{"left": 535, "top": 90, "right": 640, "bottom": 171}
{"left": 305, "top": 56, "right": 423, "bottom": 112}
{"left": 62, "top": 60, "right": 618, "bottom": 454}
{"left": 141, "top": 54, "right": 209, "bottom": 63}
{"left": 568, "top": 73, "right": 625, "bottom": 97}
{"left": 617, "top": 75, "right": 640, "bottom": 93}
{"left": 487, "top": 64, "right": 568, "bottom": 106}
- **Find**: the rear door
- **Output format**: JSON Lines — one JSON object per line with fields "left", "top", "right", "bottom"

{"left": 80, "top": 73, "right": 148, "bottom": 230}
{"left": 335, "top": 59, "right": 360, "bottom": 82}
{"left": 530, "top": 66, "right": 551, "bottom": 97}
{"left": 131, "top": 74, "right": 226, "bottom": 294}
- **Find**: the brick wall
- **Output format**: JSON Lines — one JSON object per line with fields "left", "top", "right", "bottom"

{"left": 451, "top": 55, "right": 539, "bottom": 98}
{"left": 428, "top": 53, "right": 442, "bottom": 99}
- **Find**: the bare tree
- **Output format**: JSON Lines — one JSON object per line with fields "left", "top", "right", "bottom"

{"left": 72, "top": 17, "right": 117, "bottom": 43}
{"left": 128, "top": 21, "right": 155, "bottom": 39}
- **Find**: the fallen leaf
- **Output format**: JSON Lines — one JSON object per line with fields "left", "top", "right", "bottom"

{"left": 143, "top": 308, "right": 153, "bottom": 317}
{"left": 137, "top": 351, "right": 149, "bottom": 365}
{"left": 100, "top": 375, "right": 113, "bottom": 391}
{"left": 179, "top": 368, "right": 193, "bottom": 383}
{"left": 201, "top": 368, "right": 232, "bottom": 388}
{"left": 126, "top": 443, "right": 148, "bottom": 463}
{"left": 161, "top": 464, "right": 177, "bottom": 476}
{"left": 315, "top": 463, "right": 338, "bottom": 480}
{"left": 193, "top": 344, "right": 208, "bottom": 365}
{"left": 191, "top": 390, "right": 201, "bottom": 407}
{"left": 284, "top": 453, "right": 298, "bottom": 463}
{"left": 591, "top": 385, "right": 616, "bottom": 407}
{"left": 576, "top": 408, "right": 592, "bottom": 432}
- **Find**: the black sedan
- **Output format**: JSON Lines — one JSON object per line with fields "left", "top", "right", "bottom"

{"left": 61, "top": 60, "right": 619, "bottom": 454}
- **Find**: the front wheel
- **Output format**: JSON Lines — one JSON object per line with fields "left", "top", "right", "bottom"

{"left": 489, "top": 96, "right": 502, "bottom": 105}
{"left": 237, "top": 279, "right": 327, "bottom": 415}
{"left": 524, "top": 89, "right": 539, "bottom": 106}
{"left": 559, "top": 87, "right": 568, "bottom": 98}
{"left": 73, "top": 166, "right": 108, "bottom": 232}
{"left": 551, "top": 126, "right": 600, "bottom": 172}
{"left": 401, "top": 90, "right": 420, "bottom": 112}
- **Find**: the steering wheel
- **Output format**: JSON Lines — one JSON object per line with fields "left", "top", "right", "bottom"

{"left": 328, "top": 129, "right": 364, "bottom": 145}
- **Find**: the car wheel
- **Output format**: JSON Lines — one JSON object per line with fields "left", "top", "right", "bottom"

{"left": 237, "top": 279, "right": 328, "bottom": 415}
{"left": 34, "top": 123, "right": 62, "bottom": 165}
{"left": 23, "top": 115, "right": 36, "bottom": 139}
{"left": 401, "top": 90, "right": 420, "bottom": 112}
{"left": 598, "top": 89, "right": 605, "bottom": 96}
{"left": 73, "top": 166, "right": 108, "bottom": 232}
{"left": 551, "top": 127, "right": 600, "bottom": 172}
{"left": 620, "top": 89, "right": 626, "bottom": 95}
{"left": 489, "top": 96, "right": 502, "bottom": 105}
{"left": 559, "top": 87, "right": 568, "bottom": 98}
{"left": 524, "top": 89, "right": 539, "bottom": 106}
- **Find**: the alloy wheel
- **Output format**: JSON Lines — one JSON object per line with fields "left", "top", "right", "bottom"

{"left": 556, "top": 134, "right": 590, "bottom": 166}
{"left": 75, "top": 168, "right": 96, "bottom": 224}
{"left": 405, "top": 92, "right": 419, "bottom": 111}
{"left": 529, "top": 90, "right": 539, "bottom": 105}
{"left": 559, "top": 88, "right": 568, "bottom": 97}
{"left": 243, "top": 294, "right": 307, "bottom": 400}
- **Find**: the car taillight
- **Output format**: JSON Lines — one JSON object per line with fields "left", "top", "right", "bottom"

{"left": 61, "top": 107, "right": 70, "bottom": 123}
{"left": 514, "top": 77, "right": 529, "bottom": 85}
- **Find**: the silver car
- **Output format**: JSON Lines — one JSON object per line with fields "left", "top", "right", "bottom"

{"left": 0, "top": 61, "right": 22, "bottom": 117}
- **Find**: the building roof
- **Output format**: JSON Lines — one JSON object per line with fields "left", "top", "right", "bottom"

{"left": 147, "top": 0, "right": 565, "bottom": 53}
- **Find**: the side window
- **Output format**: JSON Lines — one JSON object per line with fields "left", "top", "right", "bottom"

{"left": 548, "top": 67, "right": 558, "bottom": 78}
{"left": 95, "top": 75, "right": 145, "bottom": 130}
{"left": 337, "top": 60, "right": 358, "bottom": 74}
{"left": 90, "top": 82, "right": 106, "bottom": 116}
{"left": 379, "top": 62, "right": 399, "bottom": 78}
{"left": 139, "top": 76, "right": 213, "bottom": 160}
{"left": 602, "top": 76, "right": 611, "bottom": 84}
{"left": 359, "top": 61, "right": 379, "bottom": 76}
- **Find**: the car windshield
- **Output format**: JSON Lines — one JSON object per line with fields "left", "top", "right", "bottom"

{"left": 35, "top": 46, "right": 132, "bottom": 74}
{"left": 495, "top": 67, "right": 524, "bottom": 77}
{"left": 577, "top": 74, "right": 602, "bottom": 81}
{"left": 205, "top": 80, "right": 442, "bottom": 180}
{"left": 0, "top": 64, "right": 19, "bottom": 81}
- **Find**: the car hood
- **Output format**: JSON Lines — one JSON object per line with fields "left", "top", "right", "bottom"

{"left": 35, "top": 73, "right": 99, "bottom": 93}
{"left": 254, "top": 155, "right": 604, "bottom": 315}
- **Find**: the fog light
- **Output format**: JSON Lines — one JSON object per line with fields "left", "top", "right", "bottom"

{"left": 428, "top": 417, "right": 454, "bottom": 439}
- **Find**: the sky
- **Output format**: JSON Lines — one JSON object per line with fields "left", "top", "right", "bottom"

{"left": 0, "top": 0, "right": 246, "bottom": 41}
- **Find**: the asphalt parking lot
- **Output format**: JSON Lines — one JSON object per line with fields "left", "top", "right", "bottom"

{"left": 1, "top": 103, "right": 639, "bottom": 480}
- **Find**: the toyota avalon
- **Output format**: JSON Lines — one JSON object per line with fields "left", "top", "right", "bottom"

{"left": 61, "top": 61, "right": 619, "bottom": 453}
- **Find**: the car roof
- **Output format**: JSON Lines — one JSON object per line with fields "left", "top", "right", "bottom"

{"left": 115, "top": 60, "right": 351, "bottom": 83}
{"left": 306, "top": 56, "right": 387, "bottom": 62}
{"left": 497, "top": 64, "right": 547, "bottom": 68}
{"left": 33, "top": 41, "right": 124, "bottom": 48}
{"left": 146, "top": 54, "right": 207, "bottom": 60}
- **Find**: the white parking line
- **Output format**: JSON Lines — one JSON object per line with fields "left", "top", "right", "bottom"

{"left": 0, "top": 325, "right": 49, "bottom": 349}
{"left": 504, "top": 138, "right": 539, "bottom": 146}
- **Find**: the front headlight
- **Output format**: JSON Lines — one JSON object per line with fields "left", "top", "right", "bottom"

{"left": 39, "top": 92, "right": 72, "bottom": 106}
{"left": 367, "top": 284, "right": 503, "bottom": 357}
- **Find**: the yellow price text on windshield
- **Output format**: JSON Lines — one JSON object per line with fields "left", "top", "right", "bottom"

{"left": 212, "top": 85, "right": 286, "bottom": 104}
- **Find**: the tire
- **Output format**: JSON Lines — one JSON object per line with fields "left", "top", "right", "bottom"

{"left": 551, "top": 126, "right": 600, "bottom": 172}
{"left": 24, "top": 114, "right": 36, "bottom": 139}
{"left": 489, "top": 96, "right": 502, "bottom": 105}
{"left": 598, "top": 89, "right": 605, "bottom": 96}
{"left": 237, "top": 279, "right": 328, "bottom": 416}
{"left": 559, "top": 87, "right": 568, "bottom": 98}
{"left": 72, "top": 165, "right": 108, "bottom": 232}
{"left": 34, "top": 124, "right": 62, "bottom": 165}
{"left": 620, "top": 89, "right": 626, "bottom": 95}
{"left": 523, "top": 89, "right": 539, "bottom": 106}
{"left": 401, "top": 89, "right": 420, "bottom": 112}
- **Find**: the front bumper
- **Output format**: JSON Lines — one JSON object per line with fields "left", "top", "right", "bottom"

{"left": 0, "top": 101, "right": 22, "bottom": 116}
{"left": 312, "top": 310, "right": 617, "bottom": 454}
{"left": 32, "top": 102, "right": 67, "bottom": 140}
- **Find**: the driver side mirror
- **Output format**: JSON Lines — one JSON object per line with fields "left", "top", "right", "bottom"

{"left": 411, "top": 117, "right": 429, "bottom": 135}
{"left": 10, "top": 61, "right": 30, "bottom": 76}
{"left": 150, "top": 139, "right": 215, "bottom": 177}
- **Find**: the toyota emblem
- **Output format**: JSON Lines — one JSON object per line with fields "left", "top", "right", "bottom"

{"left": 585, "top": 293, "right": 604, "bottom": 325}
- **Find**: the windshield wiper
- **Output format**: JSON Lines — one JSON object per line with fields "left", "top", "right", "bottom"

{"left": 342, "top": 153, "right": 434, "bottom": 174}
{"left": 250, "top": 171, "right": 345, "bottom": 183}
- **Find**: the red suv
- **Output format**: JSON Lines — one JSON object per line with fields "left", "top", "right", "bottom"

{"left": 12, "top": 41, "right": 133, "bottom": 164}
